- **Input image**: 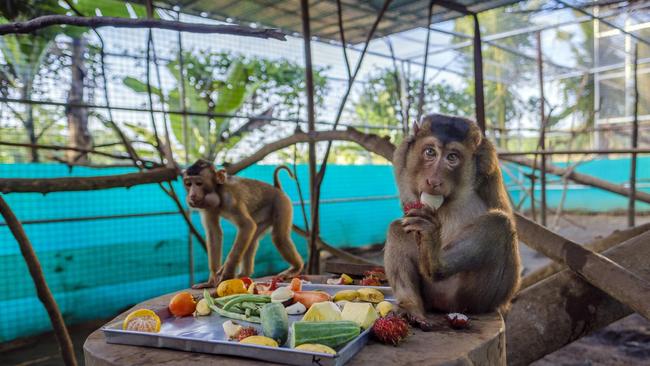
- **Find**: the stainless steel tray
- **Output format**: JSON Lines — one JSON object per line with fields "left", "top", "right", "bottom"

{"left": 102, "top": 284, "right": 393, "bottom": 366}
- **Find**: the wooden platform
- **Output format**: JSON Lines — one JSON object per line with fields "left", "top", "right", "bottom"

{"left": 84, "top": 287, "right": 505, "bottom": 366}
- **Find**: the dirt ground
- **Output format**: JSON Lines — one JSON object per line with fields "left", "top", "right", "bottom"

{"left": 1, "top": 213, "right": 649, "bottom": 365}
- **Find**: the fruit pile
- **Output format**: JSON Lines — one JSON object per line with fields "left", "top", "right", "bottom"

{"left": 120, "top": 276, "right": 407, "bottom": 354}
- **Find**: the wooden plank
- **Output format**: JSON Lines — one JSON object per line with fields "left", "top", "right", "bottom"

{"left": 515, "top": 213, "right": 650, "bottom": 320}
{"left": 507, "top": 230, "right": 650, "bottom": 365}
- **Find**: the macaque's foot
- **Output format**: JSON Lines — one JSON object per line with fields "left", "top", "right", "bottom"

{"left": 236, "top": 271, "right": 253, "bottom": 279}
{"left": 276, "top": 266, "right": 303, "bottom": 280}
{"left": 192, "top": 277, "right": 218, "bottom": 289}
{"left": 395, "top": 303, "right": 436, "bottom": 332}
{"left": 215, "top": 268, "right": 236, "bottom": 284}
{"left": 399, "top": 312, "right": 436, "bottom": 332}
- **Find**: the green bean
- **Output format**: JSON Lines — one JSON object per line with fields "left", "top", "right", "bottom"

{"left": 203, "top": 290, "right": 215, "bottom": 307}
{"left": 223, "top": 294, "right": 271, "bottom": 311}
{"left": 214, "top": 293, "right": 246, "bottom": 306}
{"left": 209, "top": 305, "right": 261, "bottom": 323}
{"left": 229, "top": 304, "right": 245, "bottom": 314}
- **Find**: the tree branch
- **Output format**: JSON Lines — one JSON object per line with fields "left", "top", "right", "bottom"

{"left": 0, "top": 167, "right": 178, "bottom": 193}
{"left": 292, "top": 225, "right": 378, "bottom": 266}
{"left": 0, "top": 15, "right": 287, "bottom": 40}
{"left": 158, "top": 182, "right": 207, "bottom": 251}
{"left": 226, "top": 128, "right": 395, "bottom": 174}
{"left": 0, "top": 196, "right": 77, "bottom": 366}
{"left": 0, "top": 140, "right": 157, "bottom": 165}
{"left": 501, "top": 153, "right": 650, "bottom": 204}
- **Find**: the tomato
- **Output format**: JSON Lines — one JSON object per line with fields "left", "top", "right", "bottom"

{"left": 168, "top": 292, "right": 196, "bottom": 317}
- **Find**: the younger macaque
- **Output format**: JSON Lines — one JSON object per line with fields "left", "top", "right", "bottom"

{"left": 183, "top": 160, "right": 303, "bottom": 288}
{"left": 385, "top": 114, "right": 521, "bottom": 329}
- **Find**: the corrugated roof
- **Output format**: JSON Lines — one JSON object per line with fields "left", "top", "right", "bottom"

{"left": 148, "top": 0, "right": 523, "bottom": 43}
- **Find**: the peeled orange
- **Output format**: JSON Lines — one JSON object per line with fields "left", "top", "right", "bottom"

{"left": 169, "top": 292, "right": 197, "bottom": 317}
{"left": 122, "top": 309, "right": 161, "bottom": 333}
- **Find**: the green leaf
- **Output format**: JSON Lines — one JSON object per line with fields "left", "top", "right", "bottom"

{"left": 122, "top": 76, "right": 162, "bottom": 97}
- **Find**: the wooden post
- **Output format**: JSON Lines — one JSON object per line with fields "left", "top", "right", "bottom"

{"left": 416, "top": 0, "right": 435, "bottom": 121}
{"left": 176, "top": 9, "right": 194, "bottom": 287}
{"left": 473, "top": 13, "right": 486, "bottom": 134}
{"left": 507, "top": 230, "right": 650, "bottom": 366}
{"left": 515, "top": 213, "right": 650, "bottom": 320}
{"left": 0, "top": 196, "right": 78, "bottom": 366}
{"left": 300, "top": 0, "right": 319, "bottom": 274}
{"left": 628, "top": 44, "right": 639, "bottom": 227}
{"left": 536, "top": 31, "right": 547, "bottom": 226}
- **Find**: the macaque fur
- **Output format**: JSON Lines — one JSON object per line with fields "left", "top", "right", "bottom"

{"left": 385, "top": 114, "right": 520, "bottom": 326}
{"left": 183, "top": 160, "right": 303, "bottom": 288}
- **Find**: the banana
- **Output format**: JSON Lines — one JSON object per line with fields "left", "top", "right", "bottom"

{"left": 357, "top": 288, "right": 384, "bottom": 303}
{"left": 333, "top": 289, "right": 359, "bottom": 302}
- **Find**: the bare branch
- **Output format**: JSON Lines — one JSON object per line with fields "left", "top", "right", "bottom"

{"left": 501, "top": 153, "right": 650, "bottom": 204}
{"left": 158, "top": 182, "right": 207, "bottom": 251}
{"left": 226, "top": 128, "right": 395, "bottom": 174}
{"left": 0, "top": 140, "right": 157, "bottom": 164}
{"left": 0, "top": 15, "right": 287, "bottom": 40}
{"left": 0, "top": 167, "right": 178, "bottom": 194}
{"left": 292, "top": 225, "right": 377, "bottom": 266}
{"left": 0, "top": 196, "right": 77, "bottom": 366}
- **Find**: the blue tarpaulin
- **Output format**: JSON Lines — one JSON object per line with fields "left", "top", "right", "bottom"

{"left": 0, "top": 157, "right": 647, "bottom": 341}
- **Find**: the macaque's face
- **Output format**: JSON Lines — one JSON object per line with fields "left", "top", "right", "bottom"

{"left": 183, "top": 171, "right": 211, "bottom": 208}
{"left": 405, "top": 116, "right": 480, "bottom": 199}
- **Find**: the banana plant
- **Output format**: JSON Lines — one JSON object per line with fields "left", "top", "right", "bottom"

{"left": 124, "top": 53, "right": 266, "bottom": 161}
{"left": 0, "top": 0, "right": 146, "bottom": 162}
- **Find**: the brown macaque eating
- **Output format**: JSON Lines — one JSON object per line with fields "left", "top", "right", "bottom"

{"left": 183, "top": 159, "right": 303, "bottom": 288}
{"left": 385, "top": 114, "right": 521, "bottom": 330}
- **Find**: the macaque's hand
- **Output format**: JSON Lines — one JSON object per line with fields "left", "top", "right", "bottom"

{"left": 402, "top": 206, "right": 442, "bottom": 280}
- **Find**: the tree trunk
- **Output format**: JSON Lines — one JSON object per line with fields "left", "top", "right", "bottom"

{"left": 66, "top": 36, "right": 91, "bottom": 163}
{"left": 21, "top": 81, "right": 39, "bottom": 162}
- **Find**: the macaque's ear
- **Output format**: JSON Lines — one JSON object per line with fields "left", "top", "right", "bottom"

{"left": 214, "top": 169, "right": 228, "bottom": 184}
{"left": 412, "top": 120, "right": 420, "bottom": 135}
{"left": 475, "top": 138, "right": 497, "bottom": 179}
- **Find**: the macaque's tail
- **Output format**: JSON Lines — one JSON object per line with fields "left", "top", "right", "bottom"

{"left": 273, "top": 165, "right": 294, "bottom": 190}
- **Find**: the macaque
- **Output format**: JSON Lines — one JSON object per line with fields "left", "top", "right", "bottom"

{"left": 183, "top": 160, "right": 303, "bottom": 288}
{"left": 385, "top": 114, "right": 521, "bottom": 329}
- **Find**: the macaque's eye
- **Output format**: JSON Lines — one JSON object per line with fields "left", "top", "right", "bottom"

{"left": 184, "top": 181, "right": 191, "bottom": 187}
{"left": 423, "top": 147, "right": 436, "bottom": 160}
{"left": 447, "top": 152, "right": 459, "bottom": 164}
{"left": 196, "top": 181, "right": 203, "bottom": 187}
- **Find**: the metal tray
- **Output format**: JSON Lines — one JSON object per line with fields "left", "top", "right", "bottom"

{"left": 102, "top": 284, "right": 393, "bottom": 366}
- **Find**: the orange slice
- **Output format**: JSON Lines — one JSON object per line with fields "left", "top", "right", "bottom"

{"left": 122, "top": 309, "right": 161, "bottom": 333}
